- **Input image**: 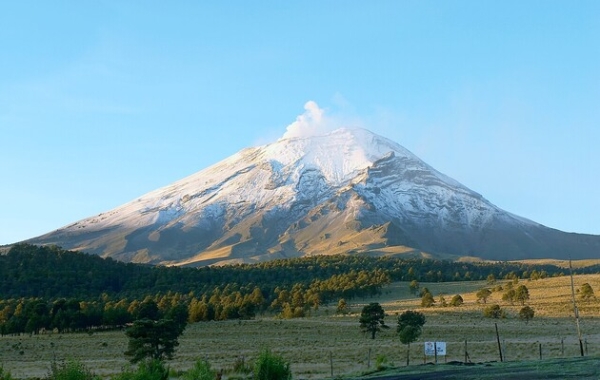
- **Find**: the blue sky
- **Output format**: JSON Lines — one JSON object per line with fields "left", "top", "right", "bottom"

{"left": 1, "top": 1, "right": 599, "bottom": 245}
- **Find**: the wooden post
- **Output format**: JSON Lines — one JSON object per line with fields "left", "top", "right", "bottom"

{"left": 495, "top": 323, "right": 503, "bottom": 362}
{"left": 561, "top": 338, "right": 564, "bottom": 356}
{"left": 569, "top": 256, "right": 585, "bottom": 356}
{"left": 464, "top": 340, "right": 468, "bottom": 363}
{"left": 368, "top": 347, "right": 371, "bottom": 368}
{"left": 539, "top": 343, "right": 542, "bottom": 360}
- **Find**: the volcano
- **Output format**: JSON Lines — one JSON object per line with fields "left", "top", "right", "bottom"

{"left": 24, "top": 128, "right": 600, "bottom": 266}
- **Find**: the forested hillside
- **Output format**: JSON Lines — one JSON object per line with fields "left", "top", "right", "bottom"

{"left": 1, "top": 243, "right": 596, "bottom": 336}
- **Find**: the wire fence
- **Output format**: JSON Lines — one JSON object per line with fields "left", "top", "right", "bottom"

{"left": 321, "top": 337, "right": 596, "bottom": 378}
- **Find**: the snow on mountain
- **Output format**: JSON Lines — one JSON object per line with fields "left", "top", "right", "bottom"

{"left": 79, "top": 128, "right": 432, "bottom": 228}
{"left": 25, "top": 127, "right": 600, "bottom": 265}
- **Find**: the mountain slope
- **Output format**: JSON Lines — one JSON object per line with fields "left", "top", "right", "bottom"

{"left": 25, "top": 128, "right": 600, "bottom": 265}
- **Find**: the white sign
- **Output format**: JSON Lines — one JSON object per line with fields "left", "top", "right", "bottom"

{"left": 424, "top": 342, "right": 447, "bottom": 356}
{"left": 424, "top": 342, "right": 435, "bottom": 356}
{"left": 435, "top": 342, "right": 447, "bottom": 356}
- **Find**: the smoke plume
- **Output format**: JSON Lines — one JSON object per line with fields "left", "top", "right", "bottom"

{"left": 282, "top": 101, "right": 340, "bottom": 139}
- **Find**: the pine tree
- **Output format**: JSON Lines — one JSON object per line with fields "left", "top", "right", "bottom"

{"left": 397, "top": 310, "right": 426, "bottom": 366}
{"left": 359, "top": 303, "right": 389, "bottom": 339}
{"left": 125, "top": 318, "right": 184, "bottom": 363}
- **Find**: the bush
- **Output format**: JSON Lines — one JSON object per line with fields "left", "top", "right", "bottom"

{"left": 483, "top": 304, "right": 506, "bottom": 319}
{"left": 438, "top": 295, "right": 447, "bottom": 307}
{"left": 112, "top": 359, "right": 169, "bottom": 380}
{"left": 46, "top": 360, "right": 101, "bottom": 380}
{"left": 254, "top": 349, "right": 292, "bottom": 380}
{"left": 0, "top": 365, "right": 13, "bottom": 380}
{"left": 336, "top": 299, "right": 348, "bottom": 315}
{"left": 476, "top": 288, "right": 492, "bottom": 304}
{"left": 375, "top": 354, "right": 389, "bottom": 370}
{"left": 579, "top": 283, "right": 595, "bottom": 300}
{"left": 502, "top": 289, "right": 516, "bottom": 305}
{"left": 449, "top": 294, "right": 463, "bottom": 307}
{"left": 420, "top": 292, "right": 435, "bottom": 308}
{"left": 519, "top": 306, "right": 535, "bottom": 324}
{"left": 183, "top": 359, "right": 215, "bottom": 380}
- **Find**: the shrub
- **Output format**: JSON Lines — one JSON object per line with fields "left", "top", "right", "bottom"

{"left": 0, "top": 365, "right": 13, "bottom": 380}
{"left": 438, "top": 295, "right": 447, "bottom": 307}
{"left": 579, "top": 283, "right": 595, "bottom": 300}
{"left": 183, "top": 359, "right": 215, "bottom": 380}
{"left": 483, "top": 304, "right": 505, "bottom": 319}
{"left": 420, "top": 292, "right": 435, "bottom": 308}
{"left": 336, "top": 299, "right": 348, "bottom": 315}
{"left": 254, "top": 349, "right": 292, "bottom": 380}
{"left": 375, "top": 354, "right": 389, "bottom": 370}
{"left": 46, "top": 360, "right": 101, "bottom": 380}
{"left": 514, "top": 285, "right": 530, "bottom": 305}
{"left": 476, "top": 288, "right": 492, "bottom": 304}
{"left": 409, "top": 280, "right": 419, "bottom": 295}
{"left": 502, "top": 289, "right": 517, "bottom": 305}
{"left": 112, "top": 359, "right": 169, "bottom": 380}
{"left": 449, "top": 294, "right": 463, "bottom": 307}
{"left": 519, "top": 306, "right": 535, "bottom": 324}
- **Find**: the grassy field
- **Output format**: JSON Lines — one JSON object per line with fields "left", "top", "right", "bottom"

{"left": 1, "top": 274, "right": 600, "bottom": 379}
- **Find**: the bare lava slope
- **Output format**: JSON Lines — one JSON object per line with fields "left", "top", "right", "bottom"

{"left": 25, "top": 128, "right": 600, "bottom": 266}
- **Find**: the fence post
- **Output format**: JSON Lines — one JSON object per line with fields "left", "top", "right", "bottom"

{"left": 561, "top": 338, "right": 564, "bottom": 356}
{"left": 464, "top": 340, "right": 468, "bottom": 363}
{"left": 539, "top": 343, "right": 542, "bottom": 360}
{"left": 495, "top": 323, "right": 503, "bottom": 362}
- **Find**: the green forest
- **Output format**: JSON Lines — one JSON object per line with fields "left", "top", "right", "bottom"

{"left": 1, "top": 243, "right": 596, "bottom": 336}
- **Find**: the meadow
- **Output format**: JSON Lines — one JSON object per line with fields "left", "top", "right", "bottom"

{"left": 1, "top": 274, "right": 600, "bottom": 379}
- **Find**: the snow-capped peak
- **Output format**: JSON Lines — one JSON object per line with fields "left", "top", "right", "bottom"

{"left": 269, "top": 127, "right": 418, "bottom": 185}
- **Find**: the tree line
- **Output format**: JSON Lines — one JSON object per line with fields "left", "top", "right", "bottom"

{"left": 0, "top": 270, "right": 391, "bottom": 335}
{"left": 1, "top": 243, "right": 596, "bottom": 336}
{"left": 1, "top": 244, "right": 582, "bottom": 300}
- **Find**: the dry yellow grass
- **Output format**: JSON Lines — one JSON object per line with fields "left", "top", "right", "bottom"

{"left": 515, "top": 259, "right": 600, "bottom": 269}
{"left": 1, "top": 274, "right": 600, "bottom": 379}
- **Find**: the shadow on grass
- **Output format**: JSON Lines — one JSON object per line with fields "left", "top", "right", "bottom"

{"left": 353, "top": 356, "right": 600, "bottom": 380}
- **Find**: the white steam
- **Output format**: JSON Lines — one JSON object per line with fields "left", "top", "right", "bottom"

{"left": 282, "top": 101, "right": 340, "bottom": 139}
